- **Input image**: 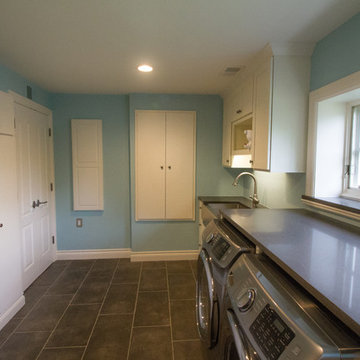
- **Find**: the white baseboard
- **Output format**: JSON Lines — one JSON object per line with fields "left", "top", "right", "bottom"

{"left": 0, "top": 295, "right": 25, "bottom": 331}
{"left": 56, "top": 248, "right": 131, "bottom": 260}
{"left": 131, "top": 250, "right": 199, "bottom": 262}
{"left": 56, "top": 248, "right": 199, "bottom": 262}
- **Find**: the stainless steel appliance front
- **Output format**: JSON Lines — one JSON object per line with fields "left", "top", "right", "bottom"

{"left": 222, "top": 254, "right": 360, "bottom": 360}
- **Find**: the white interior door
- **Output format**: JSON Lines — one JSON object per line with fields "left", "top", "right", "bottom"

{"left": 165, "top": 112, "right": 195, "bottom": 220}
{"left": 15, "top": 103, "right": 53, "bottom": 289}
{"left": 135, "top": 111, "right": 166, "bottom": 220}
{"left": 0, "top": 135, "right": 23, "bottom": 316}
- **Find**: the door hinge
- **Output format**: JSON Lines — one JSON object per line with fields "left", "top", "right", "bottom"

{"left": 49, "top": 128, "right": 52, "bottom": 137}
{"left": 50, "top": 183, "right": 54, "bottom": 191}
{"left": 52, "top": 236, "right": 55, "bottom": 244}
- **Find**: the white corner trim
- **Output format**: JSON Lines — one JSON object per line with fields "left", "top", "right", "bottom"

{"left": 131, "top": 250, "right": 199, "bottom": 262}
{"left": 56, "top": 248, "right": 131, "bottom": 260}
{"left": 0, "top": 295, "right": 25, "bottom": 332}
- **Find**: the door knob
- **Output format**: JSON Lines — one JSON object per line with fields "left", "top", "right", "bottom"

{"left": 36, "top": 200, "right": 48, "bottom": 207}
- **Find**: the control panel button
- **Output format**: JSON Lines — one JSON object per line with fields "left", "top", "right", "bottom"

{"left": 237, "top": 289, "right": 255, "bottom": 312}
{"left": 250, "top": 304, "right": 295, "bottom": 360}
{"left": 206, "top": 233, "right": 214, "bottom": 243}
{"left": 291, "top": 345, "right": 301, "bottom": 356}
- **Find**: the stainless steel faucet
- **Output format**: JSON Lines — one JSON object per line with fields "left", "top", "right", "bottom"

{"left": 232, "top": 172, "right": 259, "bottom": 208}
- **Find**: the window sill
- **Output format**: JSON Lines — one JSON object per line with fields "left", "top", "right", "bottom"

{"left": 301, "top": 195, "right": 360, "bottom": 220}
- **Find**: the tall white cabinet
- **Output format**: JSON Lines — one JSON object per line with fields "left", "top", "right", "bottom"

{"left": 0, "top": 91, "right": 24, "bottom": 330}
{"left": 135, "top": 110, "right": 196, "bottom": 220}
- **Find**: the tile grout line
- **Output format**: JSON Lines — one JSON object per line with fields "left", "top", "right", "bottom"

{"left": 166, "top": 262, "right": 175, "bottom": 360}
{"left": 189, "top": 260, "right": 197, "bottom": 282}
{"left": 34, "top": 260, "right": 96, "bottom": 360}
{"left": 80, "top": 259, "right": 120, "bottom": 360}
{"left": 0, "top": 261, "right": 71, "bottom": 351}
{"left": 126, "top": 261, "right": 143, "bottom": 360}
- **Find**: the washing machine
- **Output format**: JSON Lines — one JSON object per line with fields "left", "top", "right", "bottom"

{"left": 220, "top": 253, "right": 360, "bottom": 360}
{"left": 196, "top": 219, "right": 254, "bottom": 360}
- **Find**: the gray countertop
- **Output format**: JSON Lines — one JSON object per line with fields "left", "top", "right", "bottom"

{"left": 221, "top": 208, "right": 360, "bottom": 337}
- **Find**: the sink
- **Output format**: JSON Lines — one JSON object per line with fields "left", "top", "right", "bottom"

{"left": 205, "top": 202, "right": 250, "bottom": 219}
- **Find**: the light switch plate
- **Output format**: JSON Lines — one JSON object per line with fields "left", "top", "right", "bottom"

{"left": 76, "top": 218, "right": 83, "bottom": 227}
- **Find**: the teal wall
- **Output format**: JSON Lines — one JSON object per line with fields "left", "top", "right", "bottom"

{"left": 0, "top": 64, "right": 52, "bottom": 108}
{"left": 3, "top": 9, "right": 360, "bottom": 252}
{"left": 310, "top": 12, "right": 360, "bottom": 91}
{"left": 129, "top": 94, "right": 242, "bottom": 252}
{"left": 51, "top": 94, "right": 131, "bottom": 250}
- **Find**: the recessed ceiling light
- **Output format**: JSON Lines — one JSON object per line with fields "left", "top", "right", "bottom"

{"left": 137, "top": 64, "right": 153, "bottom": 72}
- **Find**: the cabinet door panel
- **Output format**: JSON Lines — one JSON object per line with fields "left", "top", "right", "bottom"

{"left": 72, "top": 119, "right": 103, "bottom": 211}
{"left": 165, "top": 112, "right": 195, "bottom": 220}
{"left": 135, "top": 111, "right": 166, "bottom": 220}
{"left": 253, "top": 59, "right": 272, "bottom": 170}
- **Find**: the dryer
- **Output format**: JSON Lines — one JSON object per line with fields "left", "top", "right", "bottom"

{"left": 196, "top": 219, "right": 254, "bottom": 360}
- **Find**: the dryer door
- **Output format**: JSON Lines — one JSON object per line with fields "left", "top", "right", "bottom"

{"left": 196, "top": 249, "right": 218, "bottom": 348}
{"left": 224, "top": 309, "right": 260, "bottom": 360}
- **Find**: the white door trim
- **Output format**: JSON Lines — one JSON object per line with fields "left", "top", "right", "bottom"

{"left": 10, "top": 91, "right": 57, "bottom": 264}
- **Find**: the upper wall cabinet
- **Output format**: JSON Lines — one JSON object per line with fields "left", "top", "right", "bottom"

{"left": 222, "top": 74, "right": 253, "bottom": 167}
{"left": 253, "top": 55, "right": 310, "bottom": 172}
{"left": 72, "top": 119, "right": 104, "bottom": 211}
{"left": 222, "top": 43, "right": 313, "bottom": 172}
{"left": 135, "top": 110, "right": 196, "bottom": 221}
{"left": 0, "top": 91, "right": 14, "bottom": 135}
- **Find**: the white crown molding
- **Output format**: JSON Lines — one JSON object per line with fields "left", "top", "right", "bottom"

{"left": 270, "top": 42, "right": 315, "bottom": 56}
{"left": 8, "top": 90, "right": 51, "bottom": 115}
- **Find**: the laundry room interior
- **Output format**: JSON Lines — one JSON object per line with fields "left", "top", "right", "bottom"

{"left": 1, "top": 1, "right": 360, "bottom": 359}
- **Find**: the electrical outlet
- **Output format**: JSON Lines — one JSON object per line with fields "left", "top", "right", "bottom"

{"left": 76, "top": 218, "right": 83, "bottom": 227}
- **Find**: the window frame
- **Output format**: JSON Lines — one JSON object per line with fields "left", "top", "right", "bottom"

{"left": 342, "top": 101, "right": 360, "bottom": 201}
{"left": 305, "top": 70, "right": 360, "bottom": 218}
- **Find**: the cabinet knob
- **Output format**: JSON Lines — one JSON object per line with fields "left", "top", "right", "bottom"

{"left": 236, "top": 109, "right": 242, "bottom": 114}
{"left": 0, "top": 223, "right": 3, "bottom": 228}
{"left": 226, "top": 159, "right": 229, "bottom": 163}
{"left": 249, "top": 160, "right": 253, "bottom": 164}
{"left": 160, "top": 166, "right": 164, "bottom": 169}
{"left": 168, "top": 166, "right": 172, "bottom": 170}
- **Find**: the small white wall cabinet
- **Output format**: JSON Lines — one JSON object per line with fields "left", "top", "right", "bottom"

{"left": 0, "top": 91, "right": 24, "bottom": 330}
{"left": 253, "top": 54, "right": 310, "bottom": 172}
{"left": 72, "top": 119, "right": 104, "bottom": 211}
{"left": 135, "top": 110, "right": 196, "bottom": 220}
{"left": 222, "top": 74, "right": 253, "bottom": 167}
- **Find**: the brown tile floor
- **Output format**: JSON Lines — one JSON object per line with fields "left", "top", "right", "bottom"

{"left": 0, "top": 259, "right": 204, "bottom": 360}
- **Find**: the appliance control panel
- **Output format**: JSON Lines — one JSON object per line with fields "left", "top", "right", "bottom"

{"left": 226, "top": 254, "right": 345, "bottom": 360}
{"left": 211, "top": 235, "right": 231, "bottom": 260}
{"left": 250, "top": 304, "right": 295, "bottom": 360}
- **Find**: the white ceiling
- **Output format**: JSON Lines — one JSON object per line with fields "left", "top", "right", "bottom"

{"left": 0, "top": 0, "right": 359, "bottom": 95}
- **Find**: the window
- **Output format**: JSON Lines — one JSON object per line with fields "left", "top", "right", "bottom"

{"left": 343, "top": 103, "right": 360, "bottom": 199}
{"left": 304, "top": 70, "right": 360, "bottom": 217}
